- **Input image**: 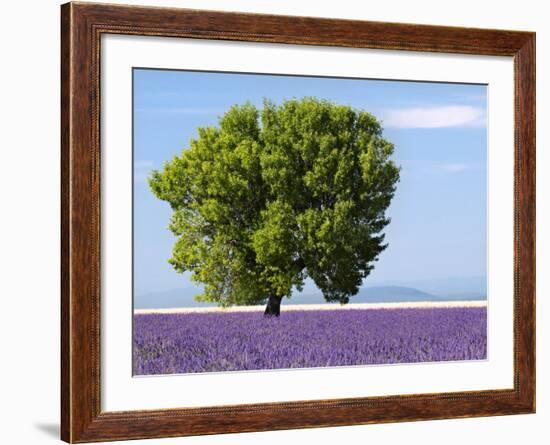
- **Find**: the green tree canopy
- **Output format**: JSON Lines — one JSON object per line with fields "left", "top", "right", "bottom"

{"left": 149, "top": 98, "right": 400, "bottom": 315}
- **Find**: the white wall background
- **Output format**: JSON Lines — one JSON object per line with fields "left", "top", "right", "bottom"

{"left": 0, "top": 0, "right": 546, "bottom": 444}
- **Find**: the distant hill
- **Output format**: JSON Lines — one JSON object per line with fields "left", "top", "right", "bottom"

{"left": 287, "top": 286, "right": 437, "bottom": 305}
{"left": 134, "top": 288, "right": 214, "bottom": 309}
{"left": 356, "top": 286, "right": 438, "bottom": 303}
{"left": 135, "top": 282, "right": 485, "bottom": 309}
{"left": 369, "top": 276, "right": 487, "bottom": 300}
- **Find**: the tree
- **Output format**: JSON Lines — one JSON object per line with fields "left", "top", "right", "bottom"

{"left": 149, "top": 98, "right": 400, "bottom": 316}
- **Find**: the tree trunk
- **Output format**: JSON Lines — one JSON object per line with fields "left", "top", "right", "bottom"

{"left": 264, "top": 294, "right": 283, "bottom": 317}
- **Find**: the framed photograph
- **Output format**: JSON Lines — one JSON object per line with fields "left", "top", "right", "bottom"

{"left": 61, "top": 2, "right": 535, "bottom": 442}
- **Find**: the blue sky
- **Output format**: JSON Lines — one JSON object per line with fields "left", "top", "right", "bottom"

{"left": 133, "top": 69, "right": 487, "bottom": 297}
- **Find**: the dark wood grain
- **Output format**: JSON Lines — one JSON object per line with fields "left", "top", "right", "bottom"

{"left": 60, "top": 4, "right": 71, "bottom": 441}
{"left": 60, "top": 2, "right": 536, "bottom": 443}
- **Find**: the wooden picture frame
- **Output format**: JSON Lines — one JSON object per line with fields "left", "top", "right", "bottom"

{"left": 61, "top": 2, "right": 535, "bottom": 442}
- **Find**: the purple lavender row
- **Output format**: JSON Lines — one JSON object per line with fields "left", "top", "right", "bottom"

{"left": 133, "top": 307, "right": 487, "bottom": 375}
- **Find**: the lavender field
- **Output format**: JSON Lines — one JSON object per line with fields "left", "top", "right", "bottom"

{"left": 133, "top": 307, "right": 487, "bottom": 375}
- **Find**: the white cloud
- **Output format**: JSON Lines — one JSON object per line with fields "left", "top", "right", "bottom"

{"left": 136, "top": 107, "right": 222, "bottom": 115}
{"left": 134, "top": 160, "right": 154, "bottom": 169}
{"left": 398, "top": 160, "right": 483, "bottom": 176}
{"left": 134, "top": 160, "right": 155, "bottom": 183}
{"left": 383, "top": 105, "right": 486, "bottom": 129}
{"left": 440, "top": 163, "right": 470, "bottom": 172}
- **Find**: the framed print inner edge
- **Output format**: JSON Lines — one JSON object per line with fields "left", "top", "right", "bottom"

{"left": 104, "top": 35, "right": 510, "bottom": 411}
{"left": 61, "top": 2, "right": 535, "bottom": 443}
